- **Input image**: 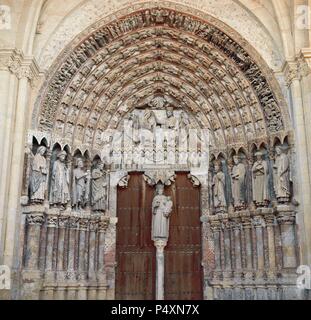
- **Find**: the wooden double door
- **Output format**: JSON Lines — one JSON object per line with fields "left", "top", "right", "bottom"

{"left": 115, "top": 172, "right": 203, "bottom": 300}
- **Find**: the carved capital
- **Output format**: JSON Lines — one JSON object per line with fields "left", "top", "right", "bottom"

{"left": 276, "top": 212, "right": 296, "bottom": 225}
{"left": 58, "top": 216, "right": 69, "bottom": 228}
{"left": 68, "top": 216, "right": 80, "bottom": 229}
{"left": 26, "top": 213, "right": 45, "bottom": 226}
{"left": 79, "top": 218, "right": 89, "bottom": 231}
{"left": 46, "top": 215, "right": 59, "bottom": 228}
{"left": 153, "top": 239, "right": 167, "bottom": 254}
{"left": 252, "top": 215, "right": 265, "bottom": 228}
{"left": 264, "top": 214, "right": 276, "bottom": 227}
{"left": 0, "top": 49, "right": 40, "bottom": 83}
{"left": 283, "top": 61, "right": 300, "bottom": 86}
{"left": 98, "top": 217, "right": 110, "bottom": 232}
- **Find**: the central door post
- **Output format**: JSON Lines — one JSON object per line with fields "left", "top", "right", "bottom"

{"left": 154, "top": 239, "right": 167, "bottom": 300}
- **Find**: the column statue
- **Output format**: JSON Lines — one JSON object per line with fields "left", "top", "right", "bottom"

{"left": 30, "top": 146, "right": 47, "bottom": 203}
{"left": 72, "top": 158, "right": 90, "bottom": 210}
{"left": 91, "top": 161, "right": 108, "bottom": 212}
{"left": 231, "top": 155, "right": 246, "bottom": 209}
{"left": 49, "top": 150, "right": 70, "bottom": 208}
{"left": 152, "top": 184, "right": 173, "bottom": 241}
{"left": 212, "top": 162, "right": 227, "bottom": 212}
{"left": 252, "top": 151, "right": 269, "bottom": 206}
{"left": 273, "top": 146, "right": 291, "bottom": 202}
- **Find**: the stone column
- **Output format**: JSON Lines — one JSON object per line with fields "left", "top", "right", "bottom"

{"left": 210, "top": 218, "right": 222, "bottom": 278}
{"left": 68, "top": 216, "right": 79, "bottom": 272}
{"left": 23, "top": 211, "right": 45, "bottom": 270}
{"left": 43, "top": 213, "right": 58, "bottom": 300}
{"left": 284, "top": 59, "right": 311, "bottom": 265}
{"left": 222, "top": 217, "right": 232, "bottom": 278}
{"left": 0, "top": 50, "right": 39, "bottom": 299}
{"left": 54, "top": 215, "right": 68, "bottom": 300}
{"left": 104, "top": 217, "right": 118, "bottom": 300}
{"left": 265, "top": 213, "right": 277, "bottom": 276}
{"left": 231, "top": 216, "right": 242, "bottom": 274}
{"left": 97, "top": 217, "right": 109, "bottom": 300}
{"left": 276, "top": 205, "right": 297, "bottom": 268}
{"left": 252, "top": 215, "right": 265, "bottom": 277}
{"left": 21, "top": 209, "right": 45, "bottom": 300}
{"left": 88, "top": 216, "right": 98, "bottom": 300}
{"left": 77, "top": 217, "right": 88, "bottom": 300}
{"left": 154, "top": 239, "right": 167, "bottom": 300}
{"left": 241, "top": 213, "right": 253, "bottom": 278}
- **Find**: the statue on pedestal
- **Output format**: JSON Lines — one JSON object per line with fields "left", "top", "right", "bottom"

{"left": 30, "top": 146, "right": 47, "bottom": 203}
{"left": 212, "top": 162, "right": 227, "bottom": 212}
{"left": 231, "top": 155, "right": 246, "bottom": 209}
{"left": 152, "top": 184, "right": 173, "bottom": 241}
{"left": 49, "top": 151, "right": 70, "bottom": 208}
{"left": 91, "top": 161, "right": 108, "bottom": 212}
{"left": 273, "top": 146, "right": 291, "bottom": 203}
{"left": 252, "top": 151, "right": 269, "bottom": 206}
{"left": 72, "top": 158, "right": 90, "bottom": 210}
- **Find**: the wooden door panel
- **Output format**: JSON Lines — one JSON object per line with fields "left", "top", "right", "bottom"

{"left": 116, "top": 172, "right": 203, "bottom": 300}
{"left": 164, "top": 173, "right": 203, "bottom": 300}
{"left": 116, "top": 173, "right": 156, "bottom": 300}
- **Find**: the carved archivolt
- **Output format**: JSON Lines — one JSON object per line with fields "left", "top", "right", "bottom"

{"left": 34, "top": 8, "right": 290, "bottom": 156}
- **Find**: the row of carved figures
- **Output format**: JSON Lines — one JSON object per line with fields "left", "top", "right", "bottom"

{"left": 210, "top": 145, "right": 292, "bottom": 213}
{"left": 28, "top": 146, "right": 107, "bottom": 212}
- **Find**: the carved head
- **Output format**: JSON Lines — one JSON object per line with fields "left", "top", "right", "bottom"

{"left": 37, "top": 146, "right": 46, "bottom": 156}
{"left": 96, "top": 161, "right": 104, "bottom": 171}
{"left": 58, "top": 151, "right": 67, "bottom": 162}
{"left": 214, "top": 162, "right": 222, "bottom": 172}
{"left": 233, "top": 155, "right": 240, "bottom": 165}
{"left": 76, "top": 158, "right": 84, "bottom": 168}
{"left": 156, "top": 183, "right": 164, "bottom": 195}
{"left": 255, "top": 151, "right": 263, "bottom": 161}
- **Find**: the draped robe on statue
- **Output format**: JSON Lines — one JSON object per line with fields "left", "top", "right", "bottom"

{"left": 152, "top": 194, "right": 173, "bottom": 240}
{"left": 274, "top": 153, "right": 290, "bottom": 198}
{"left": 252, "top": 159, "right": 269, "bottom": 204}
{"left": 212, "top": 171, "right": 226, "bottom": 208}
{"left": 30, "top": 153, "right": 47, "bottom": 201}
{"left": 49, "top": 159, "right": 70, "bottom": 205}
{"left": 231, "top": 163, "right": 246, "bottom": 206}
{"left": 91, "top": 168, "right": 107, "bottom": 211}
{"left": 72, "top": 167, "right": 87, "bottom": 207}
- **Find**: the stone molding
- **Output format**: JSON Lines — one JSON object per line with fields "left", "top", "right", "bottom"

{"left": 0, "top": 49, "right": 40, "bottom": 83}
{"left": 283, "top": 49, "right": 311, "bottom": 86}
